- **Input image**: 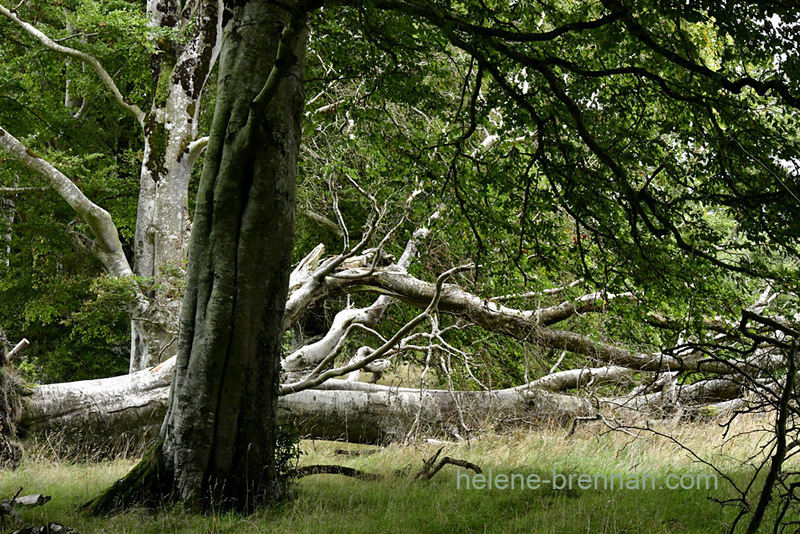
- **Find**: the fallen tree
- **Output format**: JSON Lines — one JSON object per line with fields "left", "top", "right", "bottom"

{"left": 16, "top": 349, "right": 750, "bottom": 448}
{"left": 10, "top": 224, "right": 784, "bottom": 450}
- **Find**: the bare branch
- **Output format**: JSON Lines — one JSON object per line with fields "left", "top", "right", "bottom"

{"left": 333, "top": 268, "right": 787, "bottom": 374}
{"left": 5, "top": 338, "right": 29, "bottom": 362}
{"left": 287, "top": 465, "right": 382, "bottom": 481}
{"left": 537, "top": 291, "right": 637, "bottom": 326}
{"left": 299, "top": 208, "right": 345, "bottom": 237}
{"left": 0, "top": 3, "right": 145, "bottom": 125}
{"left": 184, "top": 136, "right": 209, "bottom": 169}
{"left": 519, "top": 365, "right": 638, "bottom": 392}
{"left": 489, "top": 279, "right": 585, "bottom": 302}
{"left": 280, "top": 264, "right": 473, "bottom": 395}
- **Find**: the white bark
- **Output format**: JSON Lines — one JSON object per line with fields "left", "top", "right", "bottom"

{"left": 128, "top": 0, "right": 224, "bottom": 371}
{"left": 521, "top": 365, "right": 638, "bottom": 392}
{"left": 0, "top": 3, "right": 145, "bottom": 125}
{"left": 0, "top": 0, "right": 225, "bottom": 372}
{"left": 20, "top": 362, "right": 745, "bottom": 446}
{"left": 19, "top": 359, "right": 594, "bottom": 445}
{"left": 282, "top": 229, "right": 426, "bottom": 381}
{"left": 281, "top": 381, "right": 592, "bottom": 443}
{"left": 20, "top": 358, "right": 175, "bottom": 447}
{"left": 5, "top": 339, "right": 29, "bottom": 362}
{"left": 282, "top": 304, "right": 386, "bottom": 379}
{"left": 0, "top": 188, "right": 14, "bottom": 267}
{"left": 0, "top": 128, "right": 145, "bottom": 310}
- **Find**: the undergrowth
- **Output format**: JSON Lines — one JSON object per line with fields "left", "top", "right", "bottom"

{"left": 0, "top": 416, "right": 783, "bottom": 533}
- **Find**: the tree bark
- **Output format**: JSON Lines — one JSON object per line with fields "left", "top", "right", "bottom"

{"left": 0, "top": 0, "right": 223, "bottom": 372}
{"left": 19, "top": 357, "right": 595, "bottom": 446}
{"left": 129, "top": 0, "right": 223, "bottom": 371}
{"left": 86, "top": 0, "right": 309, "bottom": 513}
{"left": 19, "top": 359, "right": 173, "bottom": 452}
{"left": 16, "top": 357, "right": 746, "bottom": 448}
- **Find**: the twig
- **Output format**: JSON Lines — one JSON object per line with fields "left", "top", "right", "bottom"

{"left": 334, "top": 449, "right": 379, "bottom": 457}
{"left": 565, "top": 415, "right": 601, "bottom": 438}
{"left": 415, "top": 447, "right": 444, "bottom": 479}
{"left": 415, "top": 447, "right": 482, "bottom": 480}
{"left": 0, "top": 187, "right": 48, "bottom": 194}
{"left": 423, "top": 457, "right": 483, "bottom": 481}
{"left": 280, "top": 264, "right": 473, "bottom": 394}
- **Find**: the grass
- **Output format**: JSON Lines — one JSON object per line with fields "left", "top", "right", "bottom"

{"left": 0, "top": 416, "right": 781, "bottom": 533}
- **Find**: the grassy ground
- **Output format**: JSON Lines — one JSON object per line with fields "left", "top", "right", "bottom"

{"left": 0, "top": 416, "right": 779, "bottom": 533}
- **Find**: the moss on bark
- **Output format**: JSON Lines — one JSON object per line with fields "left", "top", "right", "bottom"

{"left": 82, "top": 441, "right": 172, "bottom": 514}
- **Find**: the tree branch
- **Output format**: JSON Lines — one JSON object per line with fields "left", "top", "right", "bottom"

{"left": 251, "top": 7, "right": 308, "bottom": 116}
{"left": 280, "top": 264, "right": 472, "bottom": 395}
{"left": 0, "top": 126, "right": 147, "bottom": 314}
{"left": 0, "top": 187, "right": 49, "bottom": 194}
{"left": 184, "top": 136, "right": 209, "bottom": 168}
{"left": 0, "top": 3, "right": 145, "bottom": 125}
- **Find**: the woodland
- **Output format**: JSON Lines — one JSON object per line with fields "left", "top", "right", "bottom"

{"left": 0, "top": 0, "right": 799, "bottom": 532}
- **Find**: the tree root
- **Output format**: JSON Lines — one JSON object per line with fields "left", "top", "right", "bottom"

{"left": 0, "top": 367, "right": 23, "bottom": 469}
{"left": 81, "top": 441, "right": 173, "bottom": 515}
{"left": 287, "top": 465, "right": 383, "bottom": 481}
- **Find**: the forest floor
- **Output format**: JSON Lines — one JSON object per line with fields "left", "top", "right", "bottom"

{"left": 0, "top": 414, "right": 782, "bottom": 533}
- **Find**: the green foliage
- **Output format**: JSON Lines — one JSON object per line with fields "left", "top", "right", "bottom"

{"left": 0, "top": 204, "right": 130, "bottom": 382}
{"left": 0, "top": 0, "right": 798, "bottom": 399}
{"left": 0, "top": 0, "right": 147, "bottom": 382}
{"left": 275, "top": 423, "right": 304, "bottom": 483}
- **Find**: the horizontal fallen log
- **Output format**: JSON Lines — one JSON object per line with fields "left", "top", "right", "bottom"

{"left": 18, "top": 357, "right": 596, "bottom": 447}
{"left": 15, "top": 359, "right": 756, "bottom": 450}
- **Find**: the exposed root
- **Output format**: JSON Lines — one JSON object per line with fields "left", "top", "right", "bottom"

{"left": 81, "top": 441, "right": 173, "bottom": 515}
{"left": 287, "top": 464, "right": 383, "bottom": 481}
{"left": 0, "top": 368, "right": 23, "bottom": 469}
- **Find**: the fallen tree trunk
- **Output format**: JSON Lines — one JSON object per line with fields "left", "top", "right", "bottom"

{"left": 10, "top": 239, "right": 779, "bottom": 452}
{"left": 17, "top": 357, "right": 598, "bottom": 447}
{"left": 18, "top": 358, "right": 174, "bottom": 454}
{"left": 15, "top": 356, "right": 746, "bottom": 450}
{"left": 283, "top": 380, "right": 593, "bottom": 443}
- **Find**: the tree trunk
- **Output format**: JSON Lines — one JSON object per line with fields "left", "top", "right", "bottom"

{"left": 85, "top": 0, "right": 308, "bottom": 513}
{"left": 18, "top": 357, "right": 595, "bottom": 446}
{"left": 128, "top": 130, "right": 192, "bottom": 372}
{"left": 0, "top": 186, "right": 14, "bottom": 267}
{"left": 16, "top": 357, "right": 747, "bottom": 449}
{"left": 19, "top": 359, "right": 173, "bottom": 453}
{"left": 128, "top": 0, "right": 222, "bottom": 372}
{"left": 0, "top": 1, "right": 223, "bottom": 373}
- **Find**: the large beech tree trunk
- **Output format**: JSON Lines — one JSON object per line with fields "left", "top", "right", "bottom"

{"left": 159, "top": 0, "right": 305, "bottom": 511}
{"left": 83, "top": 0, "right": 308, "bottom": 513}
